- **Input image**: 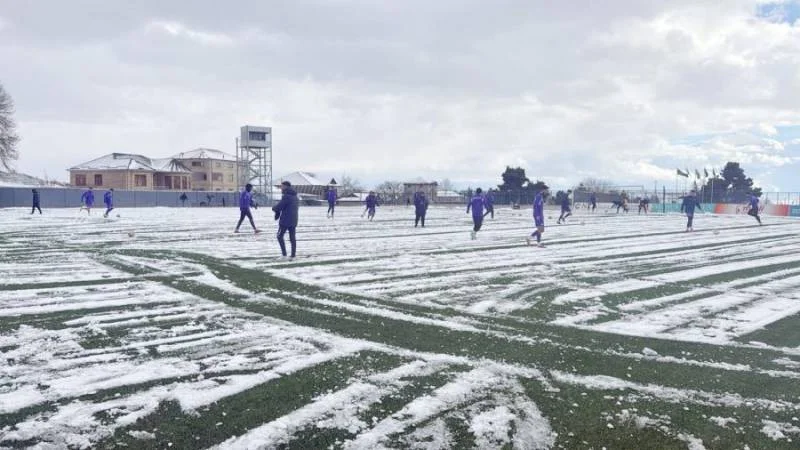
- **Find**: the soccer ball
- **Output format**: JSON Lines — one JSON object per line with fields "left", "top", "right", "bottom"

{"left": 116, "top": 214, "right": 121, "bottom": 218}
{"left": 713, "top": 230, "right": 720, "bottom": 235}
{"left": 128, "top": 231, "right": 135, "bottom": 237}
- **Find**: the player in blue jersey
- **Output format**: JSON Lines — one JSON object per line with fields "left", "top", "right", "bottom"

{"left": 483, "top": 190, "right": 495, "bottom": 219}
{"left": 680, "top": 190, "right": 702, "bottom": 232}
{"left": 467, "top": 188, "right": 486, "bottom": 239}
{"left": 526, "top": 187, "right": 549, "bottom": 247}
{"left": 746, "top": 193, "right": 762, "bottom": 225}
{"left": 326, "top": 187, "right": 337, "bottom": 219}
{"left": 363, "top": 191, "right": 378, "bottom": 220}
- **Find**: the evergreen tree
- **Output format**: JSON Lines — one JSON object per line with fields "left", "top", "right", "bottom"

{"left": 701, "top": 162, "right": 761, "bottom": 202}
{"left": 497, "top": 166, "right": 529, "bottom": 192}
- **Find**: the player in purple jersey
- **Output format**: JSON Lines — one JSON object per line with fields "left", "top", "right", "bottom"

{"left": 526, "top": 187, "right": 549, "bottom": 247}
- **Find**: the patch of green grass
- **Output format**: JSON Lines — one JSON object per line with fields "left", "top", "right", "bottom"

{"left": 99, "top": 351, "right": 408, "bottom": 449}
{"left": 0, "top": 303, "right": 174, "bottom": 332}
{"left": 736, "top": 312, "right": 800, "bottom": 348}
{"left": 0, "top": 277, "right": 132, "bottom": 292}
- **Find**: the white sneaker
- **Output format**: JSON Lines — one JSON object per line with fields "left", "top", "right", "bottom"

{"left": 526, "top": 237, "right": 532, "bottom": 246}
{"left": 470, "top": 231, "right": 476, "bottom": 240}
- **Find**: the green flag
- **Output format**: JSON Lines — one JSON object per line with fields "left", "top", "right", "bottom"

{"left": 676, "top": 169, "right": 689, "bottom": 178}
{"left": 695, "top": 169, "right": 701, "bottom": 179}
{"left": 704, "top": 168, "right": 709, "bottom": 178}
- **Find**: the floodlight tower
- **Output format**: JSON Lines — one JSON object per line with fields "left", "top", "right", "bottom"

{"left": 237, "top": 125, "right": 273, "bottom": 203}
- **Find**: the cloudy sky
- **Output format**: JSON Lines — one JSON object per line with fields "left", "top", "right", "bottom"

{"left": 1, "top": 0, "right": 800, "bottom": 191}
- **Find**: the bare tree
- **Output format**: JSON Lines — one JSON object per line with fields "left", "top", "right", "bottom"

{"left": 339, "top": 174, "right": 364, "bottom": 197}
{"left": 578, "top": 177, "right": 613, "bottom": 193}
{"left": 0, "top": 83, "right": 20, "bottom": 172}
{"left": 376, "top": 180, "right": 404, "bottom": 204}
{"left": 440, "top": 178, "right": 453, "bottom": 192}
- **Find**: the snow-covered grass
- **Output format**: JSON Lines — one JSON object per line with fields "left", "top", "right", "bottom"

{"left": 1, "top": 205, "right": 800, "bottom": 449}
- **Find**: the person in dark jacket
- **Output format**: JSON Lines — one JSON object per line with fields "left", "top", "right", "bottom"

{"left": 80, "top": 187, "right": 95, "bottom": 214}
{"left": 638, "top": 197, "right": 650, "bottom": 215}
{"left": 557, "top": 190, "right": 572, "bottom": 224}
{"left": 234, "top": 184, "right": 261, "bottom": 233}
{"left": 680, "top": 190, "right": 702, "bottom": 232}
{"left": 326, "top": 187, "right": 337, "bottom": 219}
{"left": 102, "top": 188, "right": 114, "bottom": 218}
{"left": 483, "top": 190, "right": 495, "bottom": 219}
{"left": 180, "top": 192, "right": 188, "bottom": 207}
{"left": 414, "top": 191, "right": 429, "bottom": 227}
{"left": 747, "top": 193, "right": 762, "bottom": 225}
{"left": 273, "top": 181, "right": 299, "bottom": 258}
{"left": 612, "top": 197, "right": 628, "bottom": 213}
{"left": 588, "top": 192, "right": 597, "bottom": 213}
{"left": 467, "top": 188, "right": 486, "bottom": 239}
{"left": 31, "top": 189, "right": 42, "bottom": 215}
{"left": 363, "top": 191, "right": 378, "bottom": 220}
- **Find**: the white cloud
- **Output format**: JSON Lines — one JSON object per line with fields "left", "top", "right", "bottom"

{"left": 145, "top": 20, "right": 234, "bottom": 46}
{"left": 757, "top": 123, "right": 779, "bottom": 136}
{"left": 1, "top": 1, "right": 800, "bottom": 190}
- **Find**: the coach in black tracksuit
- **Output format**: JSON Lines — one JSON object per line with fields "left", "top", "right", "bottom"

{"left": 31, "top": 189, "right": 42, "bottom": 214}
{"left": 272, "top": 181, "right": 299, "bottom": 259}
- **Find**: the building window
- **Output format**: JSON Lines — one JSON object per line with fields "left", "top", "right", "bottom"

{"left": 182, "top": 177, "right": 188, "bottom": 189}
{"left": 226, "top": 163, "right": 234, "bottom": 169}
{"left": 192, "top": 161, "right": 202, "bottom": 167}
{"left": 75, "top": 174, "right": 87, "bottom": 186}
{"left": 94, "top": 174, "right": 103, "bottom": 186}
{"left": 212, "top": 173, "right": 223, "bottom": 182}
{"left": 249, "top": 131, "right": 267, "bottom": 141}
{"left": 135, "top": 175, "right": 147, "bottom": 187}
{"left": 215, "top": 162, "right": 221, "bottom": 168}
{"left": 228, "top": 174, "right": 234, "bottom": 182}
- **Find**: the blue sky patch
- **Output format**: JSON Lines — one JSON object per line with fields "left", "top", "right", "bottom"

{"left": 757, "top": 1, "right": 800, "bottom": 24}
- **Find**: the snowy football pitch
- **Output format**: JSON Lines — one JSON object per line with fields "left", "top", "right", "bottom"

{"left": 2, "top": 205, "right": 800, "bottom": 449}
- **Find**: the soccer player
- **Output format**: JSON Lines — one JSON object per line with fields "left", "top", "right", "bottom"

{"left": 557, "top": 190, "right": 572, "bottom": 224}
{"left": 747, "top": 193, "right": 762, "bottom": 225}
{"left": 638, "top": 197, "right": 649, "bottom": 214}
{"left": 483, "top": 190, "right": 495, "bottom": 219}
{"left": 414, "top": 191, "right": 429, "bottom": 227}
{"left": 31, "top": 189, "right": 42, "bottom": 215}
{"left": 612, "top": 196, "right": 629, "bottom": 214}
{"left": 588, "top": 192, "right": 597, "bottom": 213}
{"left": 527, "top": 187, "right": 548, "bottom": 247}
{"left": 102, "top": 188, "right": 115, "bottom": 218}
{"left": 467, "top": 188, "right": 486, "bottom": 239}
{"left": 234, "top": 183, "right": 261, "bottom": 233}
{"left": 326, "top": 187, "right": 337, "bottom": 219}
{"left": 364, "top": 191, "right": 378, "bottom": 220}
{"left": 80, "top": 187, "right": 95, "bottom": 215}
{"left": 272, "top": 181, "right": 299, "bottom": 259}
{"left": 680, "top": 190, "right": 702, "bottom": 232}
